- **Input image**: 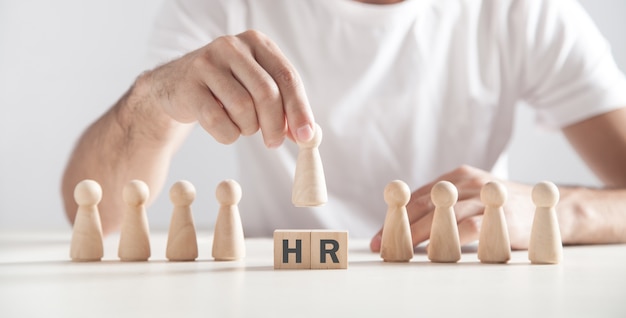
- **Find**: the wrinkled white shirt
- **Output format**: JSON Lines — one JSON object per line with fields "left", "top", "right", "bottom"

{"left": 146, "top": 0, "right": 626, "bottom": 237}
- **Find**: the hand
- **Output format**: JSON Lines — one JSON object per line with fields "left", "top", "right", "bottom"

{"left": 370, "top": 165, "right": 535, "bottom": 252}
{"left": 143, "top": 29, "right": 315, "bottom": 147}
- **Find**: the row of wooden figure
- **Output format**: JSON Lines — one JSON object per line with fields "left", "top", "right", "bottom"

{"left": 380, "top": 180, "right": 563, "bottom": 264}
{"left": 70, "top": 179, "right": 245, "bottom": 262}
{"left": 71, "top": 177, "right": 562, "bottom": 266}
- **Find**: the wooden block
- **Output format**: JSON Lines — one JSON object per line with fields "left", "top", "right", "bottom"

{"left": 274, "top": 230, "right": 349, "bottom": 270}
{"left": 311, "top": 230, "right": 348, "bottom": 269}
{"left": 273, "top": 230, "right": 311, "bottom": 269}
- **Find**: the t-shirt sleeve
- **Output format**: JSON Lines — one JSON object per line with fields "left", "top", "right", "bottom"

{"left": 516, "top": 0, "right": 626, "bottom": 129}
{"left": 143, "top": 0, "right": 246, "bottom": 70}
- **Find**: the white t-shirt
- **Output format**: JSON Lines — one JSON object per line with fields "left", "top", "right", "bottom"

{"left": 146, "top": 0, "right": 626, "bottom": 237}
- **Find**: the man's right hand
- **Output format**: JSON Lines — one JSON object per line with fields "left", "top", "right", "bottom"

{"left": 143, "top": 29, "right": 316, "bottom": 147}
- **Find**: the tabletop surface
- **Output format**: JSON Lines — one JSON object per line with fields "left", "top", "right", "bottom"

{"left": 1, "top": 231, "right": 625, "bottom": 318}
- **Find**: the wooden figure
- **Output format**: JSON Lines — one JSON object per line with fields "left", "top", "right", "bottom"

{"left": 311, "top": 230, "right": 348, "bottom": 269}
{"left": 212, "top": 179, "right": 245, "bottom": 261}
{"left": 70, "top": 179, "right": 104, "bottom": 262}
{"left": 380, "top": 180, "right": 413, "bottom": 262}
{"left": 477, "top": 181, "right": 511, "bottom": 264}
{"left": 428, "top": 181, "right": 461, "bottom": 263}
{"left": 166, "top": 180, "right": 198, "bottom": 261}
{"left": 273, "top": 230, "right": 312, "bottom": 269}
{"left": 118, "top": 179, "right": 151, "bottom": 261}
{"left": 528, "top": 181, "right": 563, "bottom": 264}
{"left": 292, "top": 123, "right": 327, "bottom": 207}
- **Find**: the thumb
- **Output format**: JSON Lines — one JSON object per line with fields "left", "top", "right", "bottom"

{"left": 370, "top": 229, "right": 383, "bottom": 252}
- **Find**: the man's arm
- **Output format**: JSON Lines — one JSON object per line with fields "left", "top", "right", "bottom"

{"left": 370, "top": 107, "right": 626, "bottom": 252}
{"left": 559, "top": 107, "right": 626, "bottom": 244}
{"left": 62, "top": 30, "right": 316, "bottom": 235}
{"left": 61, "top": 76, "right": 193, "bottom": 235}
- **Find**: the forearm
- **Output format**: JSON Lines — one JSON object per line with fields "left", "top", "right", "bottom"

{"left": 558, "top": 108, "right": 626, "bottom": 244}
{"left": 558, "top": 186, "right": 626, "bottom": 245}
{"left": 61, "top": 72, "right": 193, "bottom": 235}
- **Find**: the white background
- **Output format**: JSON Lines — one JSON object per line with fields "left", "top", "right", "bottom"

{"left": 1, "top": 0, "right": 624, "bottom": 231}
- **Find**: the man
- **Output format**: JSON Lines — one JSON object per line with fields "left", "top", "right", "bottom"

{"left": 62, "top": 0, "right": 626, "bottom": 252}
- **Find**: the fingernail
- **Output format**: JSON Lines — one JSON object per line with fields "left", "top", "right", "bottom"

{"left": 267, "top": 139, "right": 284, "bottom": 149}
{"left": 296, "top": 124, "right": 314, "bottom": 143}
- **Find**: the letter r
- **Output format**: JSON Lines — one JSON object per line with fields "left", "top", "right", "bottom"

{"left": 319, "top": 239, "right": 339, "bottom": 263}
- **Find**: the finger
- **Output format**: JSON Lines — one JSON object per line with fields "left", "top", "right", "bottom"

{"left": 406, "top": 192, "right": 434, "bottom": 224}
{"left": 410, "top": 211, "right": 435, "bottom": 247}
{"left": 409, "top": 176, "right": 453, "bottom": 203}
{"left": 370, "top": 209, "right": 432, "bottom": 253}
{"left": 406, "top": 177, "right": 482, "bottom": 228}
{"left": 370, "top": 229, "right": 383, "bottom": 253}
{"left": 241, "top": 30, "right": 315, "bottom": 143}
{"left": 371, "top": 191, "right": 434, "bottom": 253}
{"left": 223, "top": 43, "right": 287, "bottom": 146}
{"left": 285, "top": 123, "right": 296, "bottom": 142}
{"left": 452, "top": 198, "right": 485, "bottom": 221}
{"left": 409, "top": 197, "right": 482, "bottom": 248}
{"left": 202, "top": 68, "right": 259, "bottom": 137}
{"left": 454, "top": 178, "right": 487, "bottom": 201}
{"left": 410, "top": 165, "right": 488, "bottom": 199}
{"left": 457, "top": 215, "right": 482, "bottom": 246}
{"left": 193, "top": 89, "right": 241, "bottom": 144}
{"left": 372, "top": 173, "right": 485, "bottom": 253}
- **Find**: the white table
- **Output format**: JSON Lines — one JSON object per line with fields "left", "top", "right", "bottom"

{"left": 1, "top": 231, "right": 625, "bottom": 318}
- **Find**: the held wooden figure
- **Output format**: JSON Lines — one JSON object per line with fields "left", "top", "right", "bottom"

{"left": 70, "top": 179, "right": 104, "bottom": 262}
{"left": 380, "top": 180, "right": 413, "bottom": 262}
{"left": 166, "top": 180, "right": 198, "bottom": 261}
{"left": 428, "top": 181, "right": 461, "bottom": 263}
{"left": 292, "top": 123, "right": 328, "bottom": 207}
{"left": 212, "top": 179, "right": 246, "bottom": 261}
{"left": 118, "top": 180, "right": 151, "bottom": 261}
{"left": 528, "top": 181, "right": 563, "bottom": 264}
{"left": 477, "top": 181, "right": 511, "bottom": 264}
